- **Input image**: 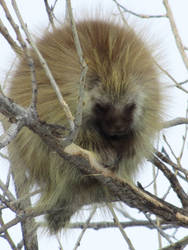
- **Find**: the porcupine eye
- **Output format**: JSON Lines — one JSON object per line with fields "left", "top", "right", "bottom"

{"left": 93, "top": 103, "right": 111, "bottom": 116}
{"left": 123, "top": 103, "right": 136, "bottom": 121}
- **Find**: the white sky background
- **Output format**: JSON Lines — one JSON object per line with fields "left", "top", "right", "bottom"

{"left": 0, "top": 0, "right": 188, "bottom": 250}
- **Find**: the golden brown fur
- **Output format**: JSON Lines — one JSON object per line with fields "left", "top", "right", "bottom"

{"left": 7, "top": 19, "right": 164, "bottom": 232}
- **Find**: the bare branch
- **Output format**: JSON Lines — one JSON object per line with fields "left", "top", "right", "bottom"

{"left": 144, "top": 213, "right": 173, "bottom": 244}
{"left": 44, "top": 0, "right": 55, "bottom": 29}
{"left": 156, "top": 150, "right": 188, "bottom": 178}
{"left": 73, "top": 207, "right": 97, "bottom": 250}
{"left": 0, "top": 0, "right": 25, "bottom": 52}
{"left": 0, "top": 179, "right": 16, "bottom": 201}
{"left": 163, "top": 0, "right": 188, "bottom": 70}
{"left": 0, "top": 17, "right": 22, "bottom": 55}
{"left": 113, "top": 0, "right": 166, "bottom": 19}
{"left": 163, "top": 118, "right": 188, "bottom": 128}
{"left": 11, "top": 0, "right": 75, "bottom": 132}
{"left": 160, "top": 235, "right": 188, "bottom": 250}
{"left": 155, "top": 61, "right": 188, "bottom": 94}
{"left": 108, "top": 203, "right": 136, "bottom": 250}
{"left": 179, "top": 79, "right": 188, "bottom": 85}
{"left": 152, "top": 154, "right": 188, "bottom": 208}
{"left": 66, "top": 0, "right": 88, "bottom": 140}
{"left": 0, "top": 94, "right": 28, "bottom": 123}
{"left": 27, "top": 51, "right": 38, "bottom": 116}
{"left": 1, "top": 93, "right": 188, "bottom": 229}
{"left": 69, "top": 220, "right": 176, "bottom": 231}
{"left": 0, "top": 122, "right": 24, "bottom": 148}
{"left": 0, "top": 1, "right": 187, "bottom": 248}
{"left": 0, "top": 214, "right": 17, "bottom": 250}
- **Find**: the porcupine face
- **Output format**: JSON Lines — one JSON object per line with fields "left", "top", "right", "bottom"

{"left": 75, "top": 20, "right": 160, "bottom": 146}
{"left": 82, "top": 73, "right": 147, "bottom": 144}
{"left": 93, "top": 101, "right": 136, "bottom": 139}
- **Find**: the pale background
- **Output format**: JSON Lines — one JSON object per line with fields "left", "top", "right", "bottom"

{"left": 0, "top": 0, "right": 188, "bottom": 249}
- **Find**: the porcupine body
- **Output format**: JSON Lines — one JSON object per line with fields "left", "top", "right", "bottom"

{"left": 7, "top": 18, "right": 163, "bottom": 232}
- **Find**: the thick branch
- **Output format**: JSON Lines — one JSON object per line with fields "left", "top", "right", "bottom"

{"left": 0, "top": 93, "right": 188, "bottom": 229}
{"left": 152, "top": 154, "right": 188, "bottom": 208}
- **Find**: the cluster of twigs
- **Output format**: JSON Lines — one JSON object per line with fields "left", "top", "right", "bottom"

{"left": 0, "top": 0, "right": 188, "bottom": 250}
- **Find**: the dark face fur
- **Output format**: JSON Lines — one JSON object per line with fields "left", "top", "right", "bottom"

{"left": 93, "top": 102, "right": 136, "bottom": 140}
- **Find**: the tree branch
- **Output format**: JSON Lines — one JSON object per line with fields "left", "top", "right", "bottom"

{"left": 1, "top": 93, "right": 188, "bottom": 230}
{"left": 163, "top": 0, "right": 188, "bottom": 70}
{"left": 152, "top": 153, "right": 188, "bottom": 208}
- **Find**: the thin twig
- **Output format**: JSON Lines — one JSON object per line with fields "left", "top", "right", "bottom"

{"left": 0, "top": 152, "right": 9, "bottom": 160}
{"left": 162, "top": 134, "right": 177, "bottom": 160}
{"left": 155, "top": 150, "right": 188, "bottom": 177}
{"left": 152, "top": 140, "right": 163, "bottom": 249}
{"left": 113, "top": 0, "right": 166, "bottom": 19}
{"left": 0, "top": 17, "right": 22, "bottom": 55}
{"left": 0, "top": 179, "right": 16, "bottom": 201}
{"left": 178, "top": 102, "right": 188, "bottom": 160}
{"left": 115, "top": 206, "right": 136, "bottom": 221}
{"left": 66, "top": 0, "right": 88, "bottom": 140}
{"left": 10, "top": 189, "right": 41, "bottom": 207}
{"left": 27, "top": 50, "right": 38, "bottom": 117}
{"left": 163, "top": 0, "right": 188, "bottom": 70}
{"left": 144, "top": 167, "right": 159, "bottom": 189}
{"left": 159, "top": 235, "right": 188, "bottom": 250}
{"left": 179, "top": 79, "right": 188, "bottom": 85}
{"left": 0, "top": 213, "right": 17, "bottom": 250}
{"left": 0, "top": 122, "right": 25, "bottom": 149}
{"left": 114, "top": 0, "right": 129, "bottom": 26}
{"left": 73, "top": 206, "right": 97, "bottom": 250}
{"left": 108, "top": 203, "right": 136, "bottom": 250}
{"left": 69, "top": 220, "right": 175, "bottom": 231}
{"left": 0, "top": 0, "right": 25, "bottom": 51}
{"left": 2, "top": 57, "right": 17, "bottom": 91}
{"left": 5, "top": 167, "right": 11, "bottom": 190}
{"left": 11, "top": 0, "right": 75, "bottom": 132}
{"left": 152, "top": 154, "right": 188, "bottom": 208}
{"left": 145, "top": 213, "right": 173, "bottom": 244}
{"left": 162, "top": 185, "right": 172, "bottom": 200}
{"left": 44, "top": 0, "right": 55, "bottom": 29}
{"left": 155, "top": 60, "right": 188, "bottom": 94}
{"left": 52, "top": 0, "right": 58, "bottom": 9}
{"left": 56, "top": 235, "right": 64, "bottom": 250}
